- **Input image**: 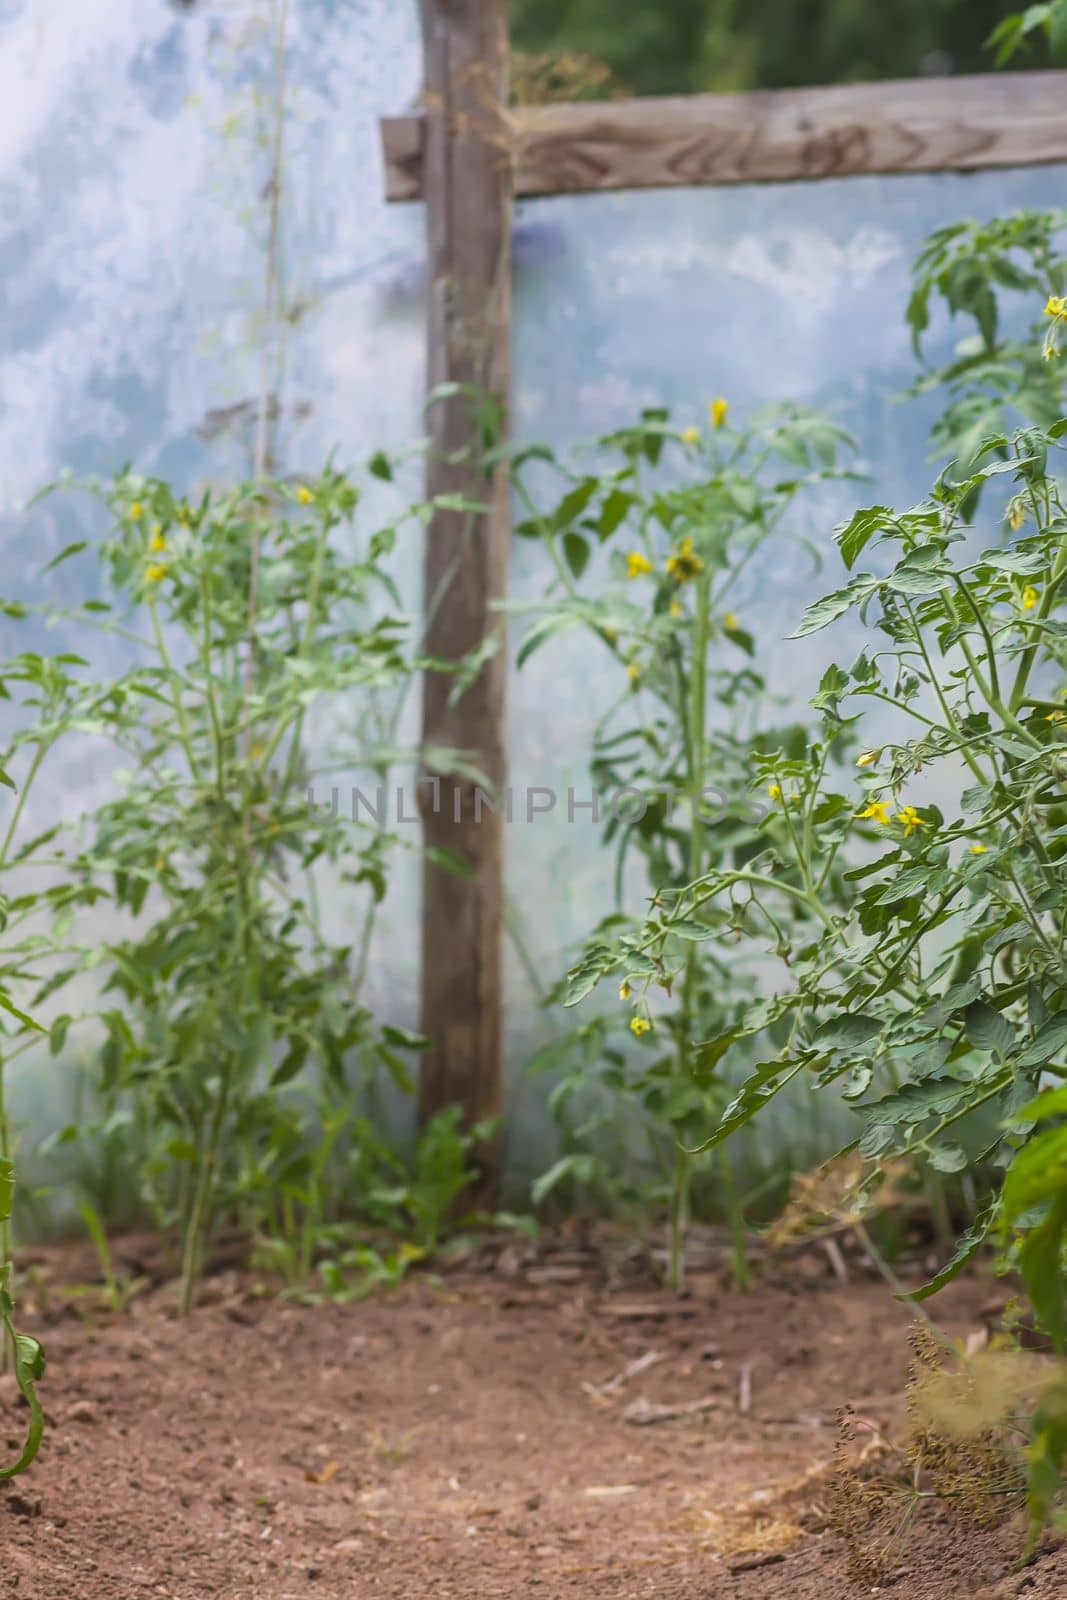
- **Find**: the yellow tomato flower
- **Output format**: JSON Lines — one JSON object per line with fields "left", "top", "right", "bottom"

{"left": 1045, "top": 295, "right": 1067, "bottom": 320}
{"left": 969, "top": 844, "right": 987, "bottom": 855}
{"left": 896, "top": 805, "right": 925, "bottom": 835}
{"left": 630, "top": 1016, "right": 653, "bottom": 1037}
{"left": 856, "top": 800, "right": 892, "bottom": 825}
{"left": 627, "top": 660, "right": 641, "bottom": 685}
{"left": 669, "top": 600, "right": 684, "bottom": 618}
{"left": 627, "top": 550, "right": 654, "bottom": 578}
{"left": 768, "top": 783, "right": 782, "bottom": 801}
{"left": 296, "top": 485, "right": 315, "bottom": 505}
{"left": 856, "top": 750, "right": 880, "bottom": 768}
{"left": 1043, "top": 342, "right": 1060, "bottom": 362}
{"left": 149, "top": 527, "right": 166, "bottom": 553}
{"left": 1023, "top": 585, "right": 1039, "bottom": 610}
{"left": 129, "top": 500, "right": 144, "bottom": 521}
{"left": 709, "top": 397, "right": 729, "bottom": 429}
{"left": 1047, "top": 709, "right": 1067, "bottom": 724}
{"left": 681, "top": 426, "right": 701, "bottom": 445}
{"left": 145, "top": 562, "right": 167, "bottom": 584}
{"left": 619, "top": 980, "right": 633, "bottom": 1001}
{"left": 665, "top": 536, "right": 704, "bottom": 583}
{"left": 723, "top": 611, "right": 739, "bottom": 632}
{"left": 1008, "top": 501, "right": 1026, "bottom": 532}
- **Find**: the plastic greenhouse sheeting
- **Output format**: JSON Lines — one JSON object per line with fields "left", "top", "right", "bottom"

{"left": 1, "top": 1, "right": 1064, "bottom": 1195}
{"left": 504, "top": 164, "right": 1067, "bottom": 1176}
{"left": 0, "top": 0, "right": 428, "bottom": 1196}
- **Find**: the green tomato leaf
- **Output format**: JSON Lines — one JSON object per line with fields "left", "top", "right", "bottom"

{"left": 964, "top": 999, "right": 1015, "bottom": 1061}
{"left": 382, "top": 1025, "right": 431, "bottom": 1052}
{"left": 1018, "top": 1193, "right": 1067, "bottom": 1353}
{"left": 841, "top": 1064, "right": 874, "bottom": 1101}
{"left": 927, "top": 1142, "right": 969, "bottom": 1174}
{"left": 43, "top": 540, "right": 89, "bottom": 572}
{"left": 789, "top": 576, "right": 879, "bottom": 639}
{"left": 1003, "top": 1121, "right": 1067, "bottom": 1224}
{"left": 693, "top": 1028, "right": 742, "bottom": 1080}
{"left": 563, "top": 531, "right": 590, "bottom": 579}
{"left": 863, "top": 1074, "right": 983, "bottom": 1129}
{"left": 0, "top": 991, "right": 42, "bottom": 1032}
{"left": 886, "top": 564, "right": 951, "bottom": 598}
{"left": 687, "top": 1058, "right": 808, "bottom": 1154}
{"left": 531, "top": 1153, "right": 597, "bottom": 1207}
{"left": 663, "top": 918, "right": 710, "bottom": 941}
{"left": 597, "top": 488, "right": 636, "bottom": 539}
{"left": 812, "top": 1013, "right": 881, "bottom": 1051}
{"left": 1017, "top": 1014, "right": 1067, "bottom": 1070}
{"left": 896, "top": 1198, "right": 998, "bottom": 1302}
{"left": 835, "top": 506, "right": 892, "bottom": 570}
{"left": 0, "top": 1324, "right": 45, "bottom": 1479}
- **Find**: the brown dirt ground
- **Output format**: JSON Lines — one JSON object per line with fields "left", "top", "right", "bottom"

{"left": 1, "top": 1229, "right": 1064, "bottom": 1600}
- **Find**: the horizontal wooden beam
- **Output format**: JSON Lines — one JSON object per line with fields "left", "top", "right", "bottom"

{"left": 382, "top": 69, "right": 1067, "bottom": 201}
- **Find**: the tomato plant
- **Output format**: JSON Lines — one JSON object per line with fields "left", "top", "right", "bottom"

{"left": 513, "top": 401, "right": 857, "bottom": 1286}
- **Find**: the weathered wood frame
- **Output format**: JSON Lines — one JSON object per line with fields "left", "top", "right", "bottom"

{"left": 389, "top": 45, "right": 1067, "bottom": 1173}
{"left": 414, "top": 1, "right": 511, "bottom": 1190}
{"left": 386, "top": 69, "right": 1067, "bottom": 202}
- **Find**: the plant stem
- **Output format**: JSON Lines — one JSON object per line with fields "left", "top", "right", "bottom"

{"left": 148, "top": 598, "right": 202, "bottom": 782}
{"left": 179, "top": 1063, "right": 233, "bottom": 1317}
{"left": 667, "top": 1157, "right": 689, "bottom": 1295}
{"left": 670, "top": 572, "right": 710, "bottom": 1294}
{"left": 0, "top": 1053, "right": 10, "bottom": 1375}
{"left": 0, "top": 740, "right": 47, "bottom": 869}
{"left": 905, "top": 600, "right": 989, "bottom": 785}
{"left": 719, "top": 1143, "right": 750, "bottom": 1290}
{"left": 952, "top": 574, "right": 1001, "bottom": 703}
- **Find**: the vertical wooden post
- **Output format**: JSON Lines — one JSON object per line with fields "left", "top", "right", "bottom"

{"left": 416, "top": 0, "right": 511, "bottom": 1189}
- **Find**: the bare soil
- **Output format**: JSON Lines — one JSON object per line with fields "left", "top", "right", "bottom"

{"left": 1, "top": 1229, "right": 1064, "bottom": 1600}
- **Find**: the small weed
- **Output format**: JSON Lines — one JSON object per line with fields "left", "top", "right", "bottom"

{"left": 364, "top": 1424, "right": 418, "bottom": 1467}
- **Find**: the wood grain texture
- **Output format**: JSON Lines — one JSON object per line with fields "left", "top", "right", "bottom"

{"left": 382, "top": 69, "right": 1067, "bottom": 201}
{"left": 416, "top": 0, "right": 510, "bottom": 1184}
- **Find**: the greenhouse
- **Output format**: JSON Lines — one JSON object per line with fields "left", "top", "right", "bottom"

{"left": 1, "top": 2, "right": 1066, "bottom": 1595}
